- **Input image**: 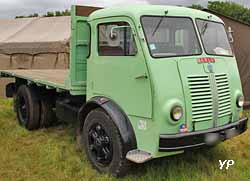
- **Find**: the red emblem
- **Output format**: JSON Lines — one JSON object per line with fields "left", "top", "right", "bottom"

{"left": 197, "top": 57, "right": 215, "bottom": 64}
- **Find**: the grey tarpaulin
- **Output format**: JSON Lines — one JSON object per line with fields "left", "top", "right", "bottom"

{"left": 0, "top": 16, "right": 71, "bottom": 97}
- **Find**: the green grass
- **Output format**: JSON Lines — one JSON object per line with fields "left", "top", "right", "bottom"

{"left": 0, "top": 99, "right": 250, "bottom": 181}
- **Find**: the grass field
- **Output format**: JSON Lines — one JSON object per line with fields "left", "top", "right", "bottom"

{"left": 0, "top": 99, "right": 250, "bottom": 181}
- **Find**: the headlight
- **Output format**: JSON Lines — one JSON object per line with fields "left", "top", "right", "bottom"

{"left": 237, "top": 96, "right": 244, "bottom": 108}
{"left": 171, "top": 106, "right": 183, "bottom": 121}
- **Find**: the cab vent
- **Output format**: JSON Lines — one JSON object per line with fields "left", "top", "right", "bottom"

{"left": 188, "top": 75, "right": 213, "bottom": 122}
{"left": 215, "top": 74, "right": 231, "bottom": 118}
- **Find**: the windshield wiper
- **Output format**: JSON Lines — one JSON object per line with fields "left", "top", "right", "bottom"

{"left": 201, "top": 21, "right": 208, "bottom": 35}
{"left": 151, "top": 17, "right": 164, "bottom": 37}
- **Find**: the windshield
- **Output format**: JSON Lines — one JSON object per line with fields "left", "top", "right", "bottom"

{"left": 141, "top": 16, "right": 202, "bottom": 58}
{"left": 196, "top": 19, "right": 233, "bottom": 56}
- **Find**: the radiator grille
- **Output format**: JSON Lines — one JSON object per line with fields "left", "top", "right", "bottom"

{"left": 188, "top": 74, "right": 231, "bottom": 123}
{"left": 215, "top": 74, "right": 231, "bottom": 118}
{"left": 188, "top": 75, "right": 213, "bottom": 122}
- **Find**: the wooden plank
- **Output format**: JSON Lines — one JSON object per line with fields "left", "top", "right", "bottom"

{"left": 75, "top": 5, "right": 102, "bottom": 17}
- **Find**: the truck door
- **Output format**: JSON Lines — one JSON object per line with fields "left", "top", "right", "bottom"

{"left": 87, "top": 17, "right": 152, "bottom": 118}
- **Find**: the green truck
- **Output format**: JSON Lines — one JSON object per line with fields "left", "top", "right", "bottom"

{"left": 0, "top": 5, "right": 248, "bottom": 176}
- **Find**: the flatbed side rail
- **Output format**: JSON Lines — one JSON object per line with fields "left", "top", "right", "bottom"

{"left": 0, "top": 70, "right": 70, "bottom": 93}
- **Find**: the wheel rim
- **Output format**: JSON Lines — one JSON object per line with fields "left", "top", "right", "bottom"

{"left": 88, "top": 123, "right": 113, "bottom": 166}
{"left": 18, "top": 96, "right": 28, "bottom": 124}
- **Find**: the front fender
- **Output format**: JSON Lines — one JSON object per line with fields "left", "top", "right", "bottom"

{"left": 78, "top": 96, "right": 137, "bottom": 154}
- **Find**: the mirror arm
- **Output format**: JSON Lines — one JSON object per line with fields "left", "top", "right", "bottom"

{"left": 227, "top": 26, "right": 234, "bottom": 43}
{"left": 110, "top": 25, "right": 131, "bottom": 38}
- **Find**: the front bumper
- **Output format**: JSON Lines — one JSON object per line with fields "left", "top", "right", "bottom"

{"left": 159, "top": 117, "right": 248, "bottom": 152}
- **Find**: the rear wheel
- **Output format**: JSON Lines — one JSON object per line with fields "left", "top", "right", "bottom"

{"left": 13, "top": 95, "right": 17, "bottom": 113}
{"left": 82, "top": 108, "right": 131, "bottom": 177}
{"left": 40, "top": 97, "right": 56, "bottom": 128}
{"left": 15, "top": 85, "right": 40, "bottom": 130}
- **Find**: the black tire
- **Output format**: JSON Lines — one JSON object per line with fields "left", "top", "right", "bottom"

{"left": 15, "top": 85, "right": 40, "bottom": 130}
{"left": 13, "top": 95, "right": 17, "bottom": 113}
{"left": 40, "top": 97, "right": 56, "bottom": 128}
{"left": 82, "top": 108, "right": 131, "bottom": 177}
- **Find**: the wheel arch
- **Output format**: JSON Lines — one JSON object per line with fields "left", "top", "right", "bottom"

{"left": 78, "top": 96, "right": 137, "bottom": 154}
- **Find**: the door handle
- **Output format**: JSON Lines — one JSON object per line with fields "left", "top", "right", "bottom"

{"left": 135, "top": 74, "right": 148, "bottom": 80}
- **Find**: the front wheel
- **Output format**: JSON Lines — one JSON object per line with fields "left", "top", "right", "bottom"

{"left": 82, "top": 108, "right": 131, "bottom": 177}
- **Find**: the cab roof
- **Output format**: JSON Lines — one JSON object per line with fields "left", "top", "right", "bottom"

{"left": 88, "top": 5, "right": 223, "bottom": 23}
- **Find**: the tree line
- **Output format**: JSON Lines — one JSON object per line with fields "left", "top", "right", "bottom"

{"left": 190, "top": 1, "right": 250, "bottom": 24}
{"left": 15, "top": 9, "right": 70, "bottom": 19}
{"left": 15, "top": 1, "right": 250, "bottom": 25}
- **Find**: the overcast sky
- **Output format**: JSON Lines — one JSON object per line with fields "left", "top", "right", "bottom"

{"left": 0, "top": 0, "right": 249, "bottom": 19}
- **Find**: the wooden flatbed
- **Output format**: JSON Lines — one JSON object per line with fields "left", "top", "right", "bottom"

{"left": 0, "top": 69, "right": 69, "bottom": 91}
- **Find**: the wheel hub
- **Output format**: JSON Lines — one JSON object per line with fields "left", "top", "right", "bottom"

{"left": 88, "top": 124, "right": 113, "bottom": 165}
{"left": 18, "top": 96, "right": 28, "bottom": 124}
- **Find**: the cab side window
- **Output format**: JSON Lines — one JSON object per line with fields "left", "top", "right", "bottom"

{"left": 98, "top": 22, "right": 137, "bottom": 56}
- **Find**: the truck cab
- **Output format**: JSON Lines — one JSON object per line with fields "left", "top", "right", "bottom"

{"left": 0, "top": 5, "right": 248, "bottom": 177}
{"left": 86, "top": 5, "right": 247, "bottom": 158}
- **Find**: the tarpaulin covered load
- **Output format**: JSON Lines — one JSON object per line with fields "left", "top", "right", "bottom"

{"left": 0, "top": 16, "right": 71, "bottom": 97}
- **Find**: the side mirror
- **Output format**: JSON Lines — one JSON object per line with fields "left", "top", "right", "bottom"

{"left": 228, "top": 26, "right": 234, "bottom": 43}
{"left": 110, "top": 25, "right": 132, "bottom": 39}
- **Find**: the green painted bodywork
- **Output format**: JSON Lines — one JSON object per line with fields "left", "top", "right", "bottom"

{"left": 0, "top": 5, "right": 244, "bottom": 159}
{"left": 66, "top": 6, "right": 89, "bottom": 95}
{"left": 87, "top": 5, "right": 244, "bottom": 158}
